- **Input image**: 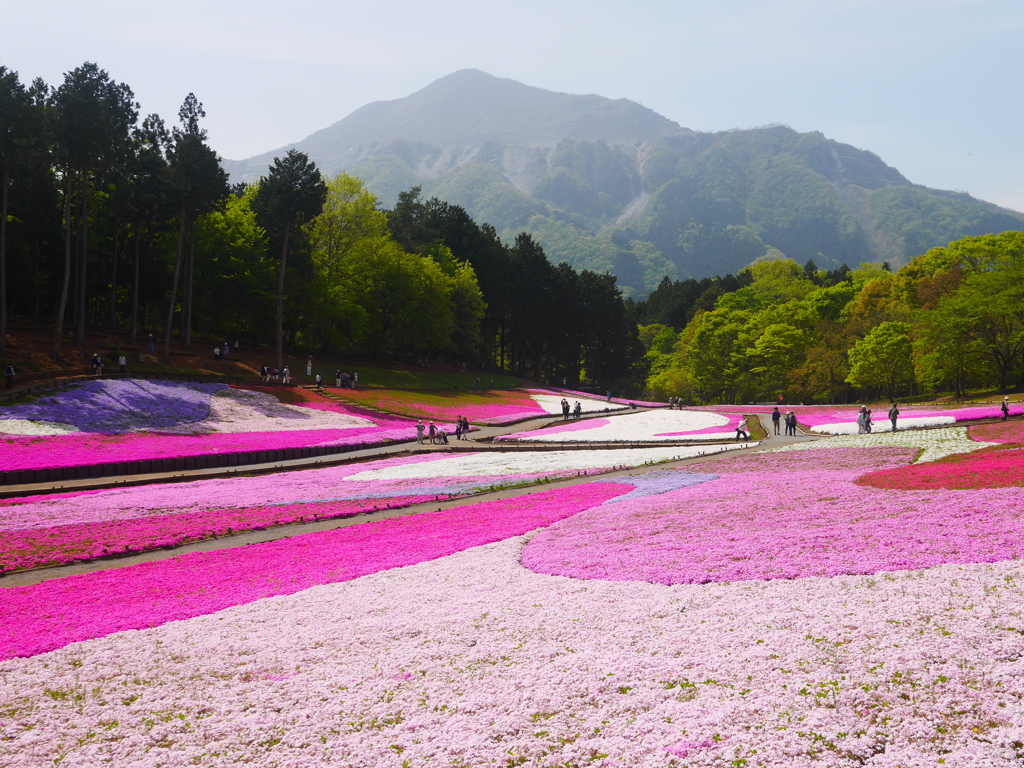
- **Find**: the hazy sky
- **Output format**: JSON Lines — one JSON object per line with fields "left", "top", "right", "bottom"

{"left": 4, "top": 0, "right": 1022, "bottom": 210}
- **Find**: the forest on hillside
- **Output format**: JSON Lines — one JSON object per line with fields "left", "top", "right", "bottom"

{"left": 2, "top": 62, "right": 1022, "bottom": 403}
{"left": 637, "top": 231, "right": 1024, "bottom": 403}
{"left": 0, "top": 63, "right": 643, "bottom": 392}
{"left": 349, "top": 127, "right": 1024, "bottom": 297}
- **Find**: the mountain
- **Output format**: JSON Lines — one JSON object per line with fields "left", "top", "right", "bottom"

{"left": 224, "top": 71, "right": 1024, "bottom": 297}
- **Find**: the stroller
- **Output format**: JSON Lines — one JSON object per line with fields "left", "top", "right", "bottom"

{"left": 437, "top": 430, "right": 449, "bottom": 445}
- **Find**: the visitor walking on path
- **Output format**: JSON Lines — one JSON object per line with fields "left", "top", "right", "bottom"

{"left": 335, "top": 369, "right": 342, "bottom": 388}
{"left": 282, "top": 366, "right": 291, "bottom": 385}
{"left": 315, "top": 373, "right": 323, "bottom": 390}
{"left": 118, "top": 354, "right": 127, "bottom": 374}
{"left": 4, "top": 363, "right": 13, "bottom": 389}
{"left": 856, "top": 407, "right": 868, "bottom": 434}
{"left": 889, "top": 403, "right": 900, "bottom": 432}
{"left": 865, "top": 408, "right": 873, "bottom": 433}
{"left": 416, "top": 421, "right": 425, "bottom": 444}
{"left": 455, "top": 417, "right": 463, "bottom": 440}
{"left": 428, "top": 422, "right": 437, "bottom": 445}
{"left": 1002, "top": 397, "right": 1011, "bottom": 421}
{"left": 261, "top": 364, "right": 269, "bottom": 384}
{"left": 735, "top": 419, "right": 749, "bottom": 442}
{"left": 573, "top": 401, "right": 582, "bottom": 419}
{"left": 306, "top": 355, "right": 313, "bottom": 377}
{"left": 771, "top": 407, "right": 781, "bottom": 435}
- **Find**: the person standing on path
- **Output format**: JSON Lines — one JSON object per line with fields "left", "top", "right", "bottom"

{"left": 315, "top": 373, "right": 323, "bottom": 390}
{"left": 306, "top": 355, "right": 313, "bottom": 377}
{"left": 222, "top": 342, "right": 229, "bottom": 360}
{"left": 335, "top": 369, "right": 342, "bottom": 388}
{"left": 888, "top": 402, "right": 900, "bottom": 432}
{"left": 455, "top": 417, "right": 463, "bottom": 441}
{"left": 856, "top": 407, "right": 867, "bottom": 434}
{"left": 865, "top": 409, "right": 873, "bottom": 433}
{"left": 428, "top": 421, "right": 436, "bottom": 445}
{"left": 261, "top": 364, "right": 269, "bottom": 384}
{"left": 282, "top": 366, "right": 291, "bottom": 384}
{"left": 573, "top": 401, "right": 582, "bottom": 419}
{"left": 118, "top": 354, "right": 127, "bottom": 374}
{"left": 1001, "top": 397, "right": 1011, "bottom": 421}
{"left": 146, "top": 333, "right": 155, "bottom": 353}
{"left": 771, "top": 407, "right": 781, "bottom": 435}
{"left": 785, "top": 411, "right": 797, "bottom": 436}
{"left": 416, "top": 421, "right": 425, "bottom": 444}
{"left": 352, "top": 372, "right": 357, "bottom": 388}
{"left": 4, "top": 363, "right": 13, "bottom": 389}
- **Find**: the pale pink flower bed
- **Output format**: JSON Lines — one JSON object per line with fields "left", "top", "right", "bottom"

{"left": 4, "top": 514, "right": 1024, "bottom": 764}
{"left": 522, "top": 447, "right": 1024, "bottom": 584}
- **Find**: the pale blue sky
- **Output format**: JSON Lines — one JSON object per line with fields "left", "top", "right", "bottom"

{"left": 4, "top": 0, "right": 1022, "bottom": 210}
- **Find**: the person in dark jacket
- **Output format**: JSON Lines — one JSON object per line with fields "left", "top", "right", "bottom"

{"left": 888, "top": 403, "right": 900, "bottom": 432}
{"left": 771, "top": 407, "right": 781, "bottom": 435}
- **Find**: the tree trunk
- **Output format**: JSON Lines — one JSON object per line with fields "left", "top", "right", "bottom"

{"left": 276, "top": 220, "right": 291, "bottom": 373}
{"left": 53, "top": 171, "right": 75, "bottom": 361}
{"left": 163, "top": 205, "right": 186, "bottom": 363}
{"left": 108, "top": 217, "right": 120, "bottom": 329}
{"left": 183, "top": 223, "right": 195, "bottom": 351}
{"left": 129, "top": 220, "right": 141, "bottom": 345}
{"left": 0, "top": 158, "right": 8, "bottom": 355}
{"left": 75, "top": 174, "right": 89, "bottom": 347}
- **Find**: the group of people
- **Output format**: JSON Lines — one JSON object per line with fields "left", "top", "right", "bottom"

{"left": 559, "top": 398, "right": 583, "bottom": 420}
{"left": 415, "top": 416, "right": 473, "bottom": 445}
{"left": 212, "top": 343, "right": 233, "bottom": 361}
{"left": 770, "top": 407, "right": 800, "bottom": 436}
{"left": 854, "top": 403, "right": 901, "bottom": 433}
{"left": 334, "top": 370, "right": 357, "bottom": 388}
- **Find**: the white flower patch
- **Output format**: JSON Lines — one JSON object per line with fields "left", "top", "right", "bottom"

{"left": 0, "top": 419, "right": 80, "bottom": 436}
{"left": 159, "top": 388, "right": 375, "bottom": 434}
{"left": 513, "top": 410, "right": 736, "bottom": 442}
{"left": 810, "top": 415, "right": 956, "bottom": 435}
{"left": 345, "top": 444, "right": 748, "bottom": 481}
{"left": 777, "top": 425, "right": 995, "bottom": 463}
{"left": 530, "top": 392, "right": 620, "bottom": 415}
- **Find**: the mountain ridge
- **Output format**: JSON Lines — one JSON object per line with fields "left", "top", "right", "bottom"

{"left": 223, "top": 71, "right": 1023, "bottom": 296}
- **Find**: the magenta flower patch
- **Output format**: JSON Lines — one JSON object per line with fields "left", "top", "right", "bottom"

{"left": 0, "top": 483, "right": 631, "bottom": 660}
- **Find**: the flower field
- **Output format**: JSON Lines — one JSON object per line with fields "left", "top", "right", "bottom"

{"left": 498, "top": 409, "right": 747, "bottom": 442}
{"left": 0, "top": 379, "right": 421, "bottom": 471}
{"left": 3, "top": 414, "right": 1024, "bottom": 764}
{"left": 334, "top": 387, "right": 619, "bottom": 424}
{"left": 0, "top": 446, "right": 728, "bottom": 573}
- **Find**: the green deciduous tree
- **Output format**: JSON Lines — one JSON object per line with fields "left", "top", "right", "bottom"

{"left": 846, "top": 321, "right": 914, "bottom": 400}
